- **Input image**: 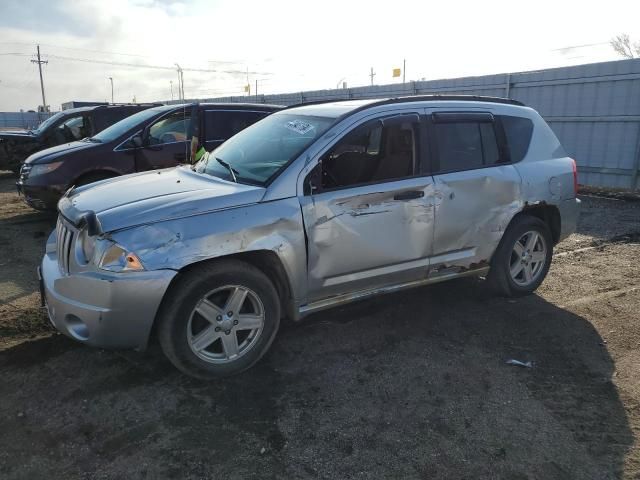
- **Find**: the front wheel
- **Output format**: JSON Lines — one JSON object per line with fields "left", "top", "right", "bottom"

{"left": 487, "top": 215, "right": 553, "bottom": 297}
{"left": 157, "top": 260, "right": 281, "bottom": 379}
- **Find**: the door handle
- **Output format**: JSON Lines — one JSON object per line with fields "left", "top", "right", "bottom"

{"left": 394, "top": 190, "right": 424, "bottom": 201}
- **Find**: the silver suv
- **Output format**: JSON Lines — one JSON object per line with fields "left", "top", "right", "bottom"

{"left": 40, "top": 96, "right": 580, "bottom": 378}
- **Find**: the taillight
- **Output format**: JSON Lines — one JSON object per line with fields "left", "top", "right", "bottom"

{"left": 571, "top": 158, "right": 578, "bottom": 197}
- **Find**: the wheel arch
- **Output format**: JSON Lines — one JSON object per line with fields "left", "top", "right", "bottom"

{"left": 148, "top": 249, "right": 296, "bottom": 346}
{"left": 518, "top": 202, "right": 561, "bottom": 245}
{"left": 71, "top": 168, "right": 121, "bottom": 187}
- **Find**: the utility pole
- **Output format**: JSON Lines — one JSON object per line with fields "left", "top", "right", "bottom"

{"left": 108, "top": 77, "right": 114, "bottom": 103}
{"left": 255, "top": 79, "right": 258, "bottom": 100}
{"left": 170, "top": 80, "right": 174, "bottom": 101}
{"left": 31, "top": 45, "right": 48, "bottom": 111}
{"left": 175, "top": 64, "right": 183, "bottom": 101}
{"left": 180, "top": 69, "right": 185, "bottom": 100}
{"left": 369, "top": 67, "right": 376, "bottom": 86}
{"left": 403, "top": 59, "right": 406, "bottom": 84}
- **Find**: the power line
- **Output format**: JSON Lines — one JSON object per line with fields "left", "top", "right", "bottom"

{"left": 43, "top": 53, "right": 269, "bottom": 75}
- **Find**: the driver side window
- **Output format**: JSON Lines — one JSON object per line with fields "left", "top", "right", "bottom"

{"left": 149, "top": 111, "right": 191, "bottom": 145}
{"left": 319, "top": 117, "right": 418, "bottom": 190}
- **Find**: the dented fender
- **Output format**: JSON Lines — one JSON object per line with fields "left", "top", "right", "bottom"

{"left": 110, "top": 198, "right": 308, "bottom": 304}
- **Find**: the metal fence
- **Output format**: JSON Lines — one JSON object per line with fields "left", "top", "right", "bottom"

{"left": 207, "top": 59, "right": 640, "bottom": 191}
{"left": 0, "top": 111, "right": 55, "bottom": 130}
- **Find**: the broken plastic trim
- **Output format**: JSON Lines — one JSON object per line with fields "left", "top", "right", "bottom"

{"left": 58, "top": 195, "right": 103, "bottom": 236}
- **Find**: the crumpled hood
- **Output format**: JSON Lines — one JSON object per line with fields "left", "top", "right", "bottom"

{"left": 61, "top": 166, "right": 266, "bottom": 233}
{"left": 25, "top": 140, "right": 96, "bottom": 164}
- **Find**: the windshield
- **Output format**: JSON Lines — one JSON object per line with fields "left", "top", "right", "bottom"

{"left": 89, "top": 107, "right": 168, "bottom": 143}
{"left": 200, "top": 113, "right": 335, "bottom": 185}
{"left": 33, "top": 111, "right": 66, "bottom": 134}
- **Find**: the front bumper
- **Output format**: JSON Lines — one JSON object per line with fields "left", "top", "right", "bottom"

{"left": 16, "top": 181, "right": 63, "bottom": 211}
{"left": 558, "top": 197, "right": 581, "bottom": 242}
{"left": 40, "top": 243, "right": 177, "bottom": 350}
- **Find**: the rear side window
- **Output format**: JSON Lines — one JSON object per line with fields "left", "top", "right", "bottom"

{"left": 499, "top": 115, "right": 534, "bottom": 163}
{"left": 205, "top": 110, "right": 269, "bottom": 141}
{"left": 93, "top": 108, "right": 141, "bottom": 132}
{"left": 434, "top": 122, "right": 500, "bottom": 172}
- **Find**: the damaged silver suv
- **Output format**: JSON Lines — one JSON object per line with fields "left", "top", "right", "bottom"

{"left": 41, "top": 96, "right": 580, "bottom": 378}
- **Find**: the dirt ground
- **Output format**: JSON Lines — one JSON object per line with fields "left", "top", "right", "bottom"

{"left": 0, "top": 170, "right": 639, "bottom": 479}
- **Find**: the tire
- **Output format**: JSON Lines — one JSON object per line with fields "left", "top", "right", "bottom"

{"left": 74, "top": 172, "right": 117, "bottom": 187}
{"left": 157, "top": 259, "right": 281, "bottom": 379}
{"left": 487, "top": 215, "right": 553, "bottom": 297}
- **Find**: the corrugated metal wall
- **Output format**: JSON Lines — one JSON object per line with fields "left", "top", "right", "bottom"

{"left": 0, "top": 111, "right": 55, "bottom": 130}
{"left": 207, "top": 59, "right": 640, "bottom": 190}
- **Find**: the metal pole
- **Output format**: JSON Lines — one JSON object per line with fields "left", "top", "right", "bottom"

{"left": 175, "top": 64, "right": 182, "bottom": 100}
{"left": 170, "top": 80, "right": 174, "bottom": 101}
{"left": 505, "top": 73, "right": 511, "bottom": 98}
{"left": 31, "top": 45, "right": 48, "bottom": 111}
{"left": 108, "top": 77, "right": 114, "bottom": 103}
{"left": 255, "top": 79, "right": 258, "bottom": 101}
{"left": 403, "top": 59, "right": 406, "bottom": 84}
{"left": 180, "top": 69, "right": 185, "bottom": 100}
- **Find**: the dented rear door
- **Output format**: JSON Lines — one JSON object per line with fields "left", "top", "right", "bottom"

{"left": 427, "top": 110, "right": 522, "bottom": 274}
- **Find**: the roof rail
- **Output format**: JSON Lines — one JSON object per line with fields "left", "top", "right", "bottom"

{"left": 282, "top": 94, "right": 524, "bottom": 112}
{"left": 95, "top": 102, "right": 163, "bottom": 108}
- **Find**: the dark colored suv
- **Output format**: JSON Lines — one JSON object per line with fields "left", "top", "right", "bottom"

{"left": 0, "top": 104, "right": 158, "bottom": 174}
{"left": 16, "top": 103, "right": 282, "bottom": 210}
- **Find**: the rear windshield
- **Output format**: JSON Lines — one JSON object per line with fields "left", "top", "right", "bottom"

{"left": 199, "top": 113, "right": 335, "bottom": 185}
{"left": 89, "top": 107, "right": 169, "bottom": 143}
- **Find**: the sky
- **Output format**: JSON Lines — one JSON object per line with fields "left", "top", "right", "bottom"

{"left": 0, "top": 0, "right": 639, "bottom": 111}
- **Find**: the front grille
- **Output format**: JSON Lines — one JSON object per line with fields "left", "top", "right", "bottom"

{"left": 56, "top": 217, "right": 74, "bottom": 275}
{"left": 19, "top": 163, "right": 32, "bottom": 182}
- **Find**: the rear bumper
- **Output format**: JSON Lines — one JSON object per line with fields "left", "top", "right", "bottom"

{"left": 558, "top": 197, "right": 581, "bottom": 242}
{"left": 41, "top": 243, "right": 177, "bottom": 351}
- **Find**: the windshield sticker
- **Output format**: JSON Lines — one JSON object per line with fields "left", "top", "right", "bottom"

{"left": 285, "top": 120, "right": 315, "bottom": 135}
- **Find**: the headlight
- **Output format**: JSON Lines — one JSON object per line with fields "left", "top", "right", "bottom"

{"left": 78, "top": 228, "right": 96, "bottom": 264}
{"left": 29, "top": 161, "right": 63, "bottom": 177}
{"left": 97, "top": 241, "right": 145, "bottom": 272}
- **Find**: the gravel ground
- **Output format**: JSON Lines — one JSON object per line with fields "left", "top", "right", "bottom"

{"left": 0, "top": 171, "right": 639, "bottom": 479}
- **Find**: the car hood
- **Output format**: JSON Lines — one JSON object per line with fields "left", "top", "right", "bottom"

{"left": 25, "top": 140, "right": 96, "bottom": 164}
{"left": 60, "top": 166, "right": 266, "bottom": 233}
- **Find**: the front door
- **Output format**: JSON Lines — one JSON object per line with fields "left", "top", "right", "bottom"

{"left": 427, "top": 110, "right": 522, "bottom": 273}
{"left": 299, "top": 112, "right": 436, "bottom": 302}
{"left": 135, "top": 107, "right": 192, "bottom": 171}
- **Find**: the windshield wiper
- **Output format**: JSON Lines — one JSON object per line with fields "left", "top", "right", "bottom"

{"left": 215, "top": 157, "right": 239, "bottom": 183}
{"left": 87, "top": 137, "right": 102, "bottom": 143}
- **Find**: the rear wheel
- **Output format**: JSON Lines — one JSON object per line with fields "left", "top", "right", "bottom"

{"left": 157, "top": 260, "right": 280, "bottom": 379}
{"left": 487, "top": 215, "right": 553, "bottom": 296}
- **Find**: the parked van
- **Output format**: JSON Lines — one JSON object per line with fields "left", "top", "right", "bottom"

{"left": 0, "top": 104, "right": 157, "bottom": 174}
{"left": 17, "top": 103, "right": 282, "bottom": 210}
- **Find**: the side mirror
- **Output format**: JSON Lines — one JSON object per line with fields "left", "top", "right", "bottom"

{"left": 131, "top": 134, "right": 143, "bottom": 148}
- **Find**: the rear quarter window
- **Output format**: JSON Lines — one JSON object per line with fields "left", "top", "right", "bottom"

{"left": 499, "top": 115, "right": 534, "bottom": 163}
{"left": 93, "top": 108, "right": 141, "bottom": 133}
{"left": 204, "top": 110, "right": 269, "bottom": 141}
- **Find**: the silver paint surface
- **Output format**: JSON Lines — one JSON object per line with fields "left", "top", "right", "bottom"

{"left": 42, "top": 99, "right": 581, "bottom": 349}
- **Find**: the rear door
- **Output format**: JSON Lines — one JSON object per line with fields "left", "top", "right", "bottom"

{"left": 135, "top": 107, "right": 192, "bottom": 170}
{"left": 202, "top": 109, "right": 270, "bottom": 152}
{"left": 426, "top": 110, "right": 522, "bottom": 273}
